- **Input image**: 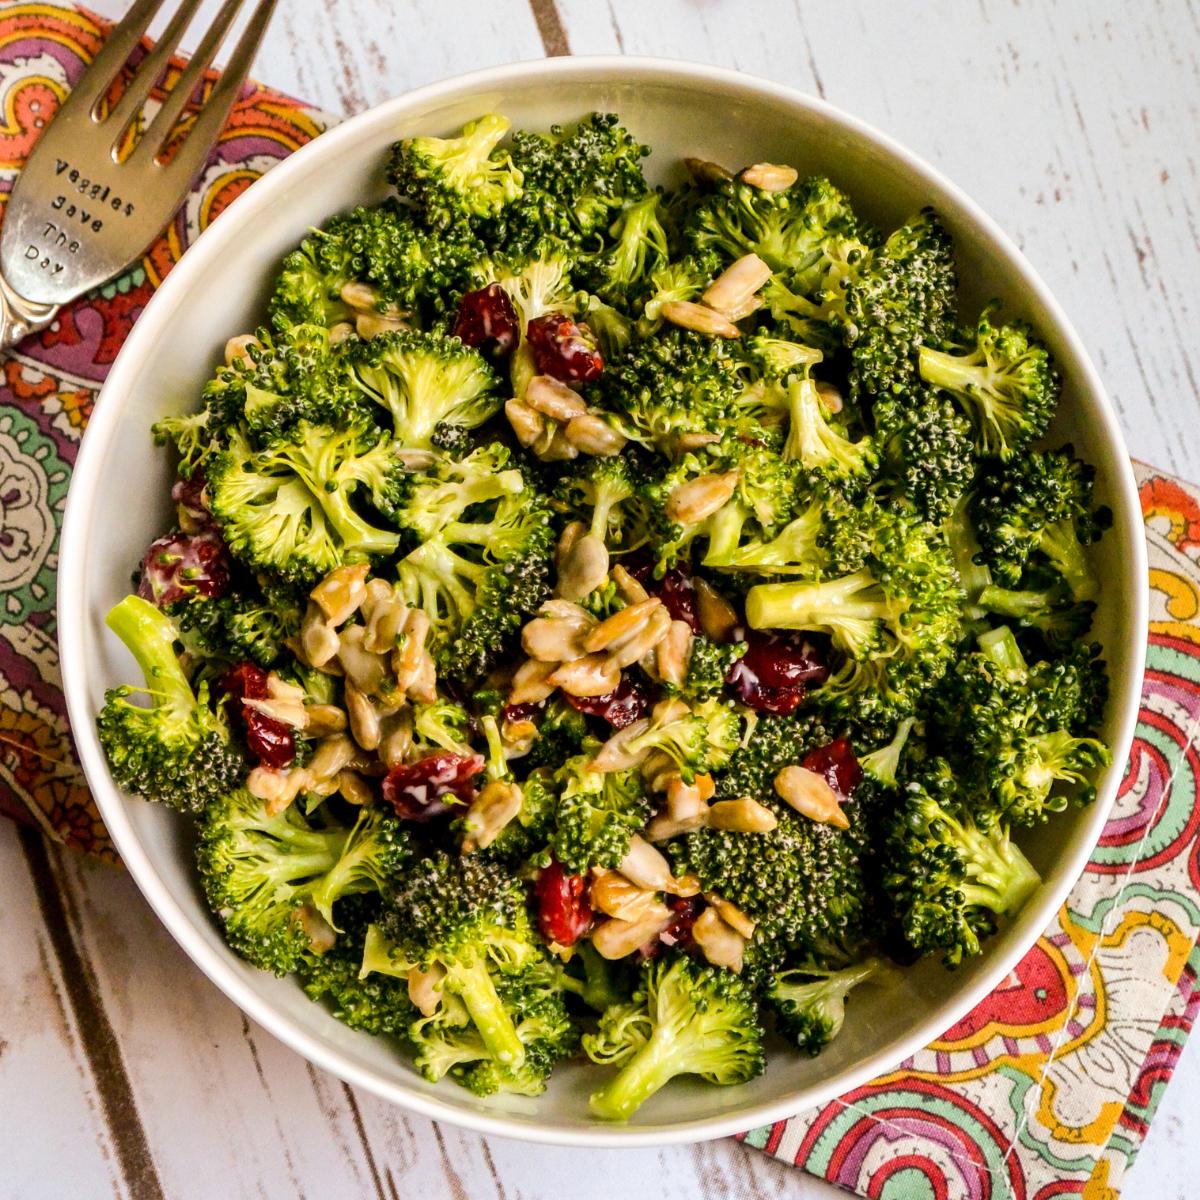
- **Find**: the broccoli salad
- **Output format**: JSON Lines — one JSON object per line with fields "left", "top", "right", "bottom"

{"left": 96, "top": 112, "right": 1113, "bottom": 1120}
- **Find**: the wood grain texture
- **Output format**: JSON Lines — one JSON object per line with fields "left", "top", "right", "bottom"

{"left": 8, "top": 2, "right": 1200, "bottom": 1197}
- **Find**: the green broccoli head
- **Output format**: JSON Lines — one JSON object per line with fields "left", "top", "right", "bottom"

{"left": 494, "top": 112, "right": 650, "bottom": 254}
{"left": 526, "top": 697, "right": 591, "bottom": 769}
{"left": 307, "top": 805, "right": 414, "bottom": 927}
{"left": 872, "top": 391, "right": 976, "bottom": 525}
{"left": 674, "top": 635, "right": 746, "bottom": 702}
{"left": 96, "top": 596, "right": 243, "bottom": 812}
{"left": 394, "top": 444, "right": 554, "bottom": 680}
{"left": 592, "top": 328, "right": 743, "bottom": 453}
{"left": 380, "top": 853, "right": 550, "bottom": 1075}
{"left": 601, "top": 699, "right": 743, "bottom": 783}
{"left": 267, "top": 199, "right": 484, "bottom": 331}
{"left": 170, "top": 581, "right": 303, "bottom": 669}
{"left": 583, "top": 955, "right": 765, "bottom": 1121}
{"left": 550, "top": 753, "right": 651, "bottom": 872}
{"left": 348, "top": 328, "right": 499, "bottom": 450}
{"left": 197, "top": 789, "right": 353, "bottom": 974}
{"left": 553, "top": 451, "right": 653, "bottom": 547}
{"left": 918, "top": 301, "right": 1059, "bottom": 460}
{"left": 767, "top": 957, "right": 888, "bottom": 1055}
{"left": 389, "top": 114, "right": 524, "bottom": 230}
{"left": 674, "top": 803, "right": 870, "bottom": 968}
{"left": 882, "top": 760, "right": 1041, "bottom": 966}
{"left": 587, "top": 193, "right": 671, "bottom": 308}
{"left": 971, "top": 445, "right": 1111, "bottom": 601}
{"left": 637, "top": 250, "right": 721, "bottom": 335}
{"left": 746, "top": 504, "right": 964, "bottom": 729}
{"left": 207, "top": 423, "right": 402, "bottom": 584}
{"left": 685, "top": 174, "right": 871, "bottom": 291}
{"left": 930, "top": 626, "right": 1110, "bottom": 826}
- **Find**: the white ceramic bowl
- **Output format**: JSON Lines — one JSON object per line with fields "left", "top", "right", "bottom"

{"left": 59, "top": 57, "right": 1148, "bottom": 1146}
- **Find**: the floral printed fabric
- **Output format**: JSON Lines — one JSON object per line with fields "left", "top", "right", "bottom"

{"left": 0, "top": 1, "right": 334, "bottom": 860}
{"left": 1, "top": 7, "right": 1197, "bottom": 1195}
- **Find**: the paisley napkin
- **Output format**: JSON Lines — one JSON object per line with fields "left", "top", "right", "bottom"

{"left": 1, "top": 4, "right": 1197, "bottom": 1195}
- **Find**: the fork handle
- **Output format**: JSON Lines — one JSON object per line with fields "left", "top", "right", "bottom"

{"left": 0, "top": 271, "right": 59, "bottom": 352}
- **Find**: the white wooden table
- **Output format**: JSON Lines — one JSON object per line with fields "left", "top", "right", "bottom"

{"left": 4, "top": 2, "right": 1200, "bottom": 1197}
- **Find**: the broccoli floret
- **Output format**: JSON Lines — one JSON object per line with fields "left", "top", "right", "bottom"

{"left": 882, "top": 761, "right": 1041, "bottom": 966}
{"left": 170, "top": 580, "right": 302, "bottom": 669}
{"left": 930, "top": 626, "right": 1110, "bottom": 826}
{"left": 844, "top": 209, "right": 958, "bottom": 395}
{"left": 583, "top": 956, "right": 765, "bottom": 1121}
{"left": 971, "top": 446, "right": 1111, "bottom": 601}
{"left": 389, "top": 114, "right": 523, "bottom": 230}
{"left": 686, "top": 174, "right": 870, "bottom": 289}
{"left": 495, "top": 113, "right": 650, "bottom": 254}
{"left": 586, "top": 193, "right": 671, "bottom": 307}
{"left": 411, "top": 697, "right": 475, "bottom": 755}
{"left": 197, "top": 790, "right": 355, "bottom": 973}
{"left": 593, "top": 328, "right": 743, "bottom": 453}
{"left": 767, "top": 957, "right": 889, "bottom": 1055}
{"left": 307, "top": 805, "right": 413, "bottom": 927}
{"left": 858, "top": 717, "right": 916, "bottom": 788}
{"left": 674, "top": 636, "right": 745, "bottom": 701}
{"left": 268, "top": 200, "right": 484, "bottom": 331}
{"left": 779, "top": 374, "right": 875, "bottom": 477}
{"left": 579, "top": 293, "right": 635, "bottom": 359}
{"left": 96, "top": 596, "right": 243, "bottom": 812}
{"left": 554, "top": 452, "right": 652, "bottom": 547}
{"left": 977, "top": 584, "right": 1096, "bottom": 651}
{"left": 594, "top": 699, "right": 742, "bottom": 783}
{"left": 207, "top": 423, "right": 402, "bottom": 584}
{"left": 918, "top": 302, "right": 1059, "bottom": 460}
{"left": 551, "top": 753, "right": 651, "bottom": 872}
{"left": 872, "top": 393, "right": 976, "bottom": 524}
{"left": 394, "top": 444, "right": 554, "bottom": 680}
{"left": 746, "top": 506, "right": 963, "bottom": 729}
{"left": 348, "top": 328, "right": 499, "bottom": 450}
{"left": 674, "top": 804, "right": 870, "bottom": 966}
{"left": 637, "top": 251, "right": 720, "bottom": 336}
{"left": 300, "top": 913, "right": 415, "bottom": 1037}
{"left": 526, "top": 697, "right": 590, "bottom": 769}
{"left": 380, "top": 853, "right": 573, "bottom": 1091}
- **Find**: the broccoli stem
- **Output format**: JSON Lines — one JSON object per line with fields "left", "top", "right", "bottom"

{"left": 745, "top": 571, "right": 883, "bottom": 644}
{"left": 105, "top": 595, "right": 195, "bottom": 708}
{"left": 588, "top": 1031, "right": 683, "bottom": 1121}
{"left": 945, "top": 497, "right": 991, "bottom": 616}
{"left": 447, "top": 959, "right": 526, "bottom": 1069}
{"left": 917, "top": 344, "right": 981, "bottom": 392}
{"left": 1038, "top": 520, "right": 1098, "bottom": 602}
{"left": 978, "top": 584, "right": 1052, "bottom": 621}
{"left": 959, "top": 822, "right": 1041, "bottom": 917}
{"left": 859, "top": 718, "right": 915, "bottom": 787}
{"left": 976, "top": 625, "right": 1027, "bottom": 675}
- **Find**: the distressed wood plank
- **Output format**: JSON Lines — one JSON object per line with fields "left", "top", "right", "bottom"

{"left": 0, "top": 824, "right": 126, "bottom": 1200}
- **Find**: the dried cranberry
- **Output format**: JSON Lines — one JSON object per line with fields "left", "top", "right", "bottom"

{"left": 802, "top": 737, "right": 862, "bottom": 802}
{"left": 656, "top": 569, "right": 700, "bottom": 633}
{"left": 502, "top": 701, "right": 540, "bottom": 725}
{"left": 726, "top": 630, "right": 828, "bottom": 714}
{"left": 171, "top": 474, "right": 212, "bottom": 531}
{"left": 535, "top": 860, "right": 593, "bottom": 946}
{"left": 655, "top": 896, "right": 702, "bottom": 953}
{"left": 244, "top": 711, "right": 296, "bottom": 769}
{"left": 525, "top": 312, "right": 604, "bottom": 383}
{"left": 563, "top": 674, "right": 651, "bottom": 729}
{"left": 137, "top": 528, "right": 230, "bottom": 607}
{"left": 219, "top": 662, "right": 269, "bottom": 702}
{"left": 219, "top": 663, "right": 296, "bottom": 769}
{"left": 453, "top": 283, "right": 519, "bottom": 357}
{"left": 382, "top": 752, "right": 484, "bottom": 821}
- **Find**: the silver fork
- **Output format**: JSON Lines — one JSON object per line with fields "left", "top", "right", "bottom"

{"left": 0, "top": 0, "right": 278, "bottom": 350}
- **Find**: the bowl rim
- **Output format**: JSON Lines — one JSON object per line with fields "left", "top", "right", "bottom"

{"left": 58, "top": 53, "right": 1148, "bottom": 1147}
